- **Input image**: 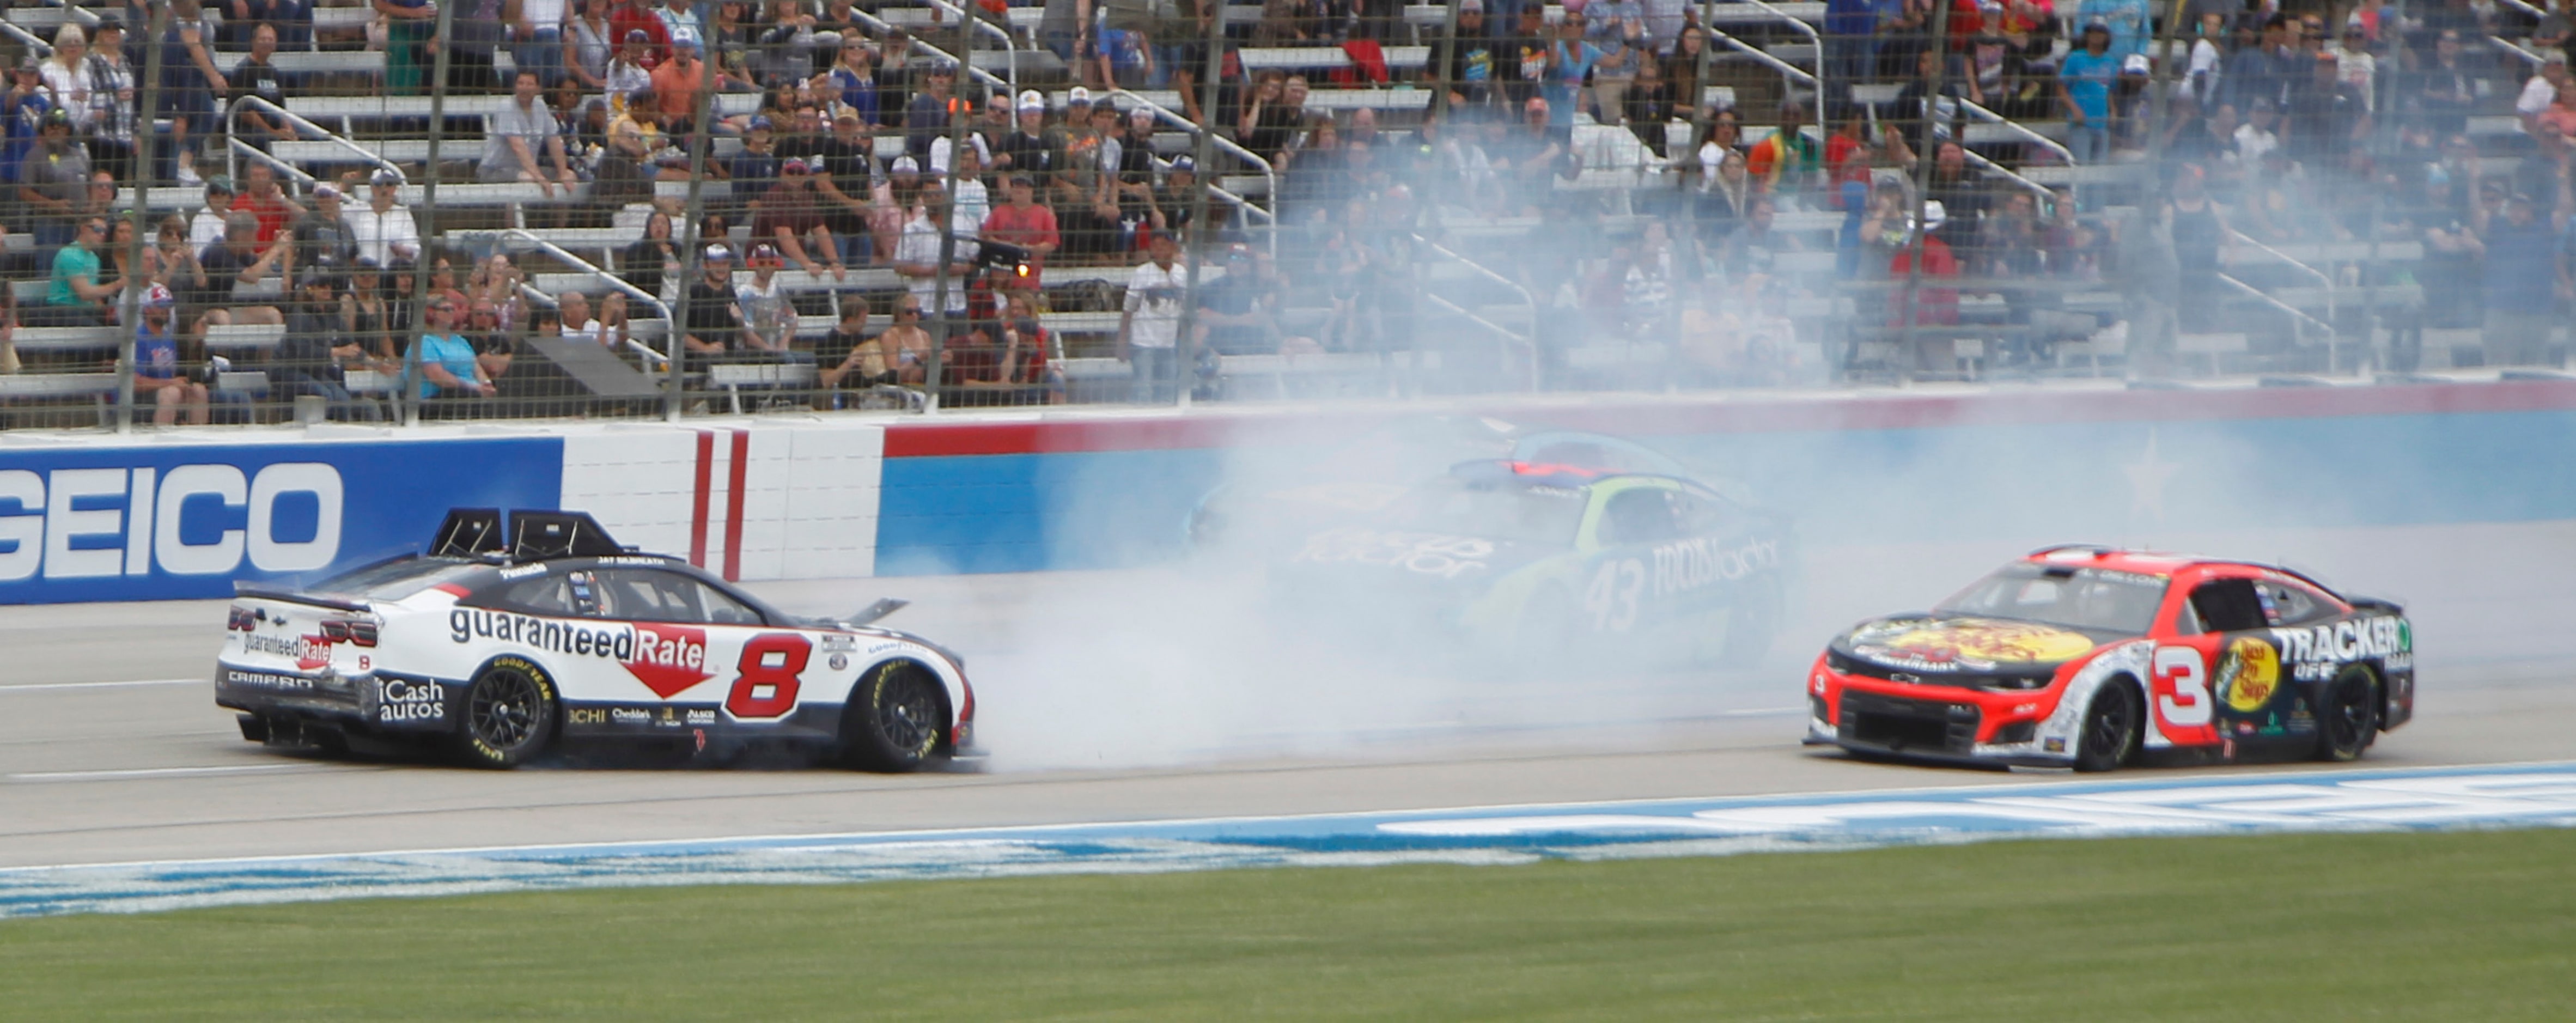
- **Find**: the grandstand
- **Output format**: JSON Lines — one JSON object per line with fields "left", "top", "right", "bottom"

{"left": 0, "top": 0, "right": 2565, "bottom": 427}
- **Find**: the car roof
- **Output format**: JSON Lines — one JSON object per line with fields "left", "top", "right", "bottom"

{"left": 1447, "top": 459, "right": 1696, "bottom": 492}
{"left": 2021, "top": 545, "right": 2336, "bottom": 592}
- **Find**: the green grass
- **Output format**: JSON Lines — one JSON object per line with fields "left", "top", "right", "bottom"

{"left": 6, "top": 829, "right": 2574, "bottom": 1020}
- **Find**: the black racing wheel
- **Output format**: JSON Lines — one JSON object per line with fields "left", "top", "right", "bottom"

{"left": 455, "top": 656, "right": 557, "bottom": 769}
{"left": 2074, "top": 679, "right": 2142, "bottom": 773}
{"left": 842, "top": 660, "right": 949, "bottom": 772}
{"left": 2315, "top": 666, "right": 2382, "bottom": 762}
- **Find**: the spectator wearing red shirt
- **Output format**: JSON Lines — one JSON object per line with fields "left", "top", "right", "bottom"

{"left": 610, "top": 0, "right": 669, "bottom": 65}
{"left": 232, "top": 163, "right": 300, "bottom": 245}
{"left": 979, "top": 174, "right": 1060, "bottom": 286}
{"left": 1887, "top": 200, "right": 1962, "bottom": 331}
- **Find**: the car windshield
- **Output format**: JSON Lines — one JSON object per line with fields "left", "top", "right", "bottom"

{"left": 1387, "top": 478, "right": 1588, "bottom": 546}
{"left": 306, "top": 557, "right": 487, "bottom": 601}
{"left": 1934, "top": 563, "right": 2170, "bottom": 635}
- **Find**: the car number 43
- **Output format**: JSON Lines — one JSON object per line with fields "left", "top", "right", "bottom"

{"left": 1586, "top": 559, "right": 1645, "bottom": 634}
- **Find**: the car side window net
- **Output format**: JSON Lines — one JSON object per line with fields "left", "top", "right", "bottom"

{"left": 2190, "top": 579, "right": 2269, "bottom": 633}
{"left": 1600, "top": 489, "right": 1682, "bottom": 546}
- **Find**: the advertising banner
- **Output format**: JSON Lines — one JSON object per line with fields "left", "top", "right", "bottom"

{"left": 0, "top": 437, "right": 564, "bottom": 604}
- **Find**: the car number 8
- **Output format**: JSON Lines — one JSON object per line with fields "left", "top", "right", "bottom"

{"left": 725, "top": 633, "right": 811, "bottom": 720}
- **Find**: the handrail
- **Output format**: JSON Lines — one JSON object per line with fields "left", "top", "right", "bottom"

{"left": 1704, "top": 27, "right": 1817, "bottom": 86}
{"left": 2216, "top": 271, "right": 2339, "bottom": 369}
{"left": 225, "top": 137, "right": 321, "bottom": 189}
{"left": 515, "top": 278, "right": 663, "bottom": 366}
{"left": 494, "top": 228, "right": 676, "bottom": 369}
{"left": 2227, "top": 229, "right": 2334, "bottom": 291}
{"left": 2492, "top": 35, "right": 2548, "bottom": 68}
{"left": 918, "top": 0, "right": 1019, "bottom": 96}
{"left": 845, "top": 8, "right": 1012, "bottom": 97}
{"left": 1958, "top": 147, "right": 2053, "bottom": 201}
{"left": 1735, "top": 0, "right": 1824, "bottom": 95}
{"left": 222, "top": 95, "right": 409, "bottom": 185}
{"left": 2496, "top": 0, "right": 2550, "bottom": 21}
{"left": 1115, "top": 88, "right": 1280, "bottom": 246}
{"left": 0, "top": 22, "right": 50, "bottom": 59}
{"left": 1959, "top": 99, "right": 2075, "bottom": 166}
{"left": 1414, "top": 232, "right": 1541, "bottom": 391}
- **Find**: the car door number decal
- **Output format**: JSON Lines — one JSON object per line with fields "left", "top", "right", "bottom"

{"left": 2152, "top": 645, "right": 2216, "bottom": 740}
{"left": 1586, "top": 559, "right": 1646, "bottom": 634}
{"left": 723, "top": 632, "right": 812, "bottom": 720}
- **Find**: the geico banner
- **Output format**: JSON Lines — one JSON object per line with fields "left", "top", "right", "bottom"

{"left": 0, "top": 438, "right": 563, "bottom": 604}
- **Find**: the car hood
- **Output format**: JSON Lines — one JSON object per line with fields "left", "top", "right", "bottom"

{"left": 1835, "top": 615, "right": 2106, "bottom": 675}
{"left": 1278, "top": 525, "right": 1561, "bottom": 588}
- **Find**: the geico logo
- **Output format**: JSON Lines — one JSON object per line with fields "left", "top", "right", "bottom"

{"left": 0, "top": 464, "right": 344, "bottom": 582}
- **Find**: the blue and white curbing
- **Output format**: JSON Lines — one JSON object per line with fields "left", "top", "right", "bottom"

{"left": 9, "top": 763, "right": 2576, "bottom": 918}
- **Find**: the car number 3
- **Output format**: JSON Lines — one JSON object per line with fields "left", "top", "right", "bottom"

{"left": 2152, "top": 646, "right": 2212, "bottom": 728}
{"left": 1586, "top": 559, "right": 1645, "bottom": 634}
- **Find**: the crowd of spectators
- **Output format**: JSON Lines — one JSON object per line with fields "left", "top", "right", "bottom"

{"left": 1, "top": 0, "right": 2572, "bottom": 425}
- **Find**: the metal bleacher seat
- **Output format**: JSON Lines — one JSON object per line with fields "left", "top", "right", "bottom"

{"left": 1237, "top": 46, "right": 1433, "bottom": 73}
{"left": 11, "top": 326, "right": 121, "bottom": 354}
{"left": 204, "top": 322, "right": 287, "bottom": 353}
{"left": 707, "top": 361, "right": 818, "bottom": 413}
{"left": 214, "top": 51, "right": 387, "bottom": 76}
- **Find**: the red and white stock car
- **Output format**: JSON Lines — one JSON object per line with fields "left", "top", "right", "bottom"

{"left": 1806, "top": 546, "right": 2414, "bottom": 772}
{"left": 216, "top": 509, "right": 975, "bottom": 770}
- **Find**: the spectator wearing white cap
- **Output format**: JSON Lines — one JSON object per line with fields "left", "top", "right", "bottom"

{"left": 735, "top": 242, "right": 799, "bottom": 353}
{"left": 993, "top": 89, "right": 1057, "bottom": 178}
{"left": 681, "top": 242, "right": 743, "bottom": 357}
{"left": 348, "top": 168, "right": 421, "bottom": 268}
{"left": 290, "top": 182, "right": 358, "bottom": 270}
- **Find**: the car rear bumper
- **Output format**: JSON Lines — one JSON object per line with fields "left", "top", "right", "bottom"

{"left": 214, "top": 661, "right": 456, "bottom": 733}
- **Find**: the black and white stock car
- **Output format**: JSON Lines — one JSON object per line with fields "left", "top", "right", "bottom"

{"left": 216, "top": 509, "right": 976, "bottom": 771}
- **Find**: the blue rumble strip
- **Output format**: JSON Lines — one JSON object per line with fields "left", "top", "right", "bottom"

{"left": 7, "top": 763, "right": 2575, "bottom": 918}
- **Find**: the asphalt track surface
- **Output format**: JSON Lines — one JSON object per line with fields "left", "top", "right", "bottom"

{"left": 5, "top": 522, "right": 2573, "bottom": 870}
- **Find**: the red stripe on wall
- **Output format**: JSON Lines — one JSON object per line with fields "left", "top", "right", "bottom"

{"left": 877, "top": 380, "right": 2576, "bottom": 457}
{"left": 723, "top": 428, "right": 750, "bottom": 583}
{"left": 689, "top": 429, "right": 714, "bottom": 568}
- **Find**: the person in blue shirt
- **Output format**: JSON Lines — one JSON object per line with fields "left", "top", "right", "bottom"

{"left": 2076, "top": 0, "right": 2153, "bottom": 59}
{"left": 1544, "top": 9, "right": 1604, "bottom": 136}
{"left": 411, "top": 297, "right": 497, "bottom": 400}
{"left": 133, "top": 285, "right": 209, "bottom": 425}
{"left": 2, "top": 57, "right": 51, "bottom": 196}
{"left": 2058, "top": 23, "right": 2120, "bottom": 163}
{"left": 2471, "top": 168, "right": 2572, "bottom": 366}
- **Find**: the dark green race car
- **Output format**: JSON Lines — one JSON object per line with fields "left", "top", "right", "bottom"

{"left": 1271, "top": 461, "right": 1796, "bottom": 667}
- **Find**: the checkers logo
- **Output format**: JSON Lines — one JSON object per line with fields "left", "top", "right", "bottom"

{"left": 624, "top": 624, "right": 714, "bottom": 698}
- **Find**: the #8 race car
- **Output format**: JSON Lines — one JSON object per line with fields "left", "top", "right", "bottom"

{"left": 1273, "top": 460, "right": 1794, "bottom": 666}
{"left": 1805, "top": 546, "right": 2413, "bottom": 771}
{"left": 216, "top": 509, "right": 975, "bottom": 771}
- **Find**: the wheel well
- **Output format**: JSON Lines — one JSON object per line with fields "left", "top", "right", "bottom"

{"left": 843, "top": 658, "right": 956, "bottom": 751}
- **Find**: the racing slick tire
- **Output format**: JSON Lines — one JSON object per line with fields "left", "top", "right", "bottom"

{"left": 454, "top": 657, "right": 559, "bottom": 769}
{"left": 2314, "top": 666, "right": 2382, "bottom": 763}
{"left": 2073, "top": 678, "right": 2143, "bottom": 773}
{"left": 841, "top": 660, "right": 950, "bottom": 773}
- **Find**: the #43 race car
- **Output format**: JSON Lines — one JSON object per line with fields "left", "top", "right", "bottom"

{"left": 1805, "top": 545, "right": 2413, "bottom": 771}
{"left": 216, "top": 509, "right": 975, "bottom": 771}
{"left": 1272, "top": 460, "right": 1794, "bottom": 666}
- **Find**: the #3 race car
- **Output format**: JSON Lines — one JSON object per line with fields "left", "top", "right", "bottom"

{"left": 1805, "top": 545, "right": 2414, "bottom": 772}
{"left": 216, "top": 508, "right": 975, "bottom": 771}
{"left": 1272, "top": 460, "right": 1795, "bottom": 667}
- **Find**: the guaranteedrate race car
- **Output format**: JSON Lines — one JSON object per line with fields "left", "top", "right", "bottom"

{"left": 216, "top": 509, "right": 975, "bottom": 771}
{"left": 1806, "top": 546, "right": 2414, "bottom": 772}
{"left": 1273, "top": 460, "right": 1795, "bottom": 666}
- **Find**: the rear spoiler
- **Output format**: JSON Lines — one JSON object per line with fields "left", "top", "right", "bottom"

{"left": 232, "top": 584, "right": 371, "bottom": 612}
